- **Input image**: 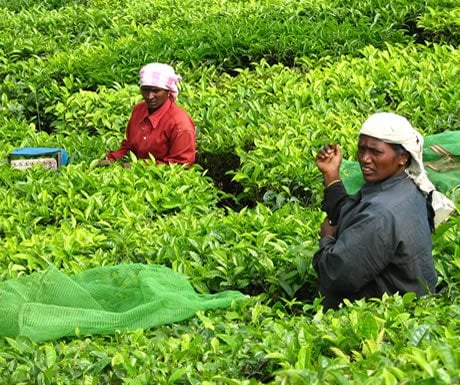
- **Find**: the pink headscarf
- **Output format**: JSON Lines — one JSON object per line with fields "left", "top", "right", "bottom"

{"left": 139, "top": 63, "right": 181, "bottom": 101}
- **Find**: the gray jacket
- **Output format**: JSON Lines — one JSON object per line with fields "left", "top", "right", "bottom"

{"left": 313, "top": 173, "right": 437, "bottom": 309}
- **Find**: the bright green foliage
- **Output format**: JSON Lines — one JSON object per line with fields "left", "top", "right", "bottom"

{"left": 0, "top": 0, "right": 459, "bottom": 383}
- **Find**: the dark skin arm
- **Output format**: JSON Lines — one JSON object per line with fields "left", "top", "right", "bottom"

{"left": 96, "top": 159, "right": 112, "bottom": 167}
{"left": 96, "top": 159, "right": 131, "bottom": 168}
{"left": 316, "top": 143, "right": 342, "bottom": 186}
{"left": 316, "top": 143, "right": 343, "bottom": 238}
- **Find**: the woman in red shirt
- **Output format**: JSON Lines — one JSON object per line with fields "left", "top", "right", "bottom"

{"left": 98, "top": 63, "right": 196, "bottom": 167}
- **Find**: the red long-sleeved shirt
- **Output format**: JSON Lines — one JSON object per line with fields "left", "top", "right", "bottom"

{"left": 106, "top": 99, "right": 196, "bottom": 165}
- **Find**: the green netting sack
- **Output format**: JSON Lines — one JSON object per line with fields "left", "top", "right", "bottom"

{"left": 340, "top": 131, "right": 460, "bottom": 195}
{"left": 0, "top": 264, "right": 245, "bottom": 342}
{"left": 422, "top": 131, "right": 460, "bottom": 194}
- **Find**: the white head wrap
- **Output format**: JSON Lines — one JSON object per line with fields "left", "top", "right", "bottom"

{"left": 359, "top": 112, "right": 456, "bottom": 227}
{"left": 139, "top": 63, "right": 181, "bottom": 101}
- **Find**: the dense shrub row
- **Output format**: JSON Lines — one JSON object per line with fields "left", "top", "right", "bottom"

{"left": 1, "top": 0, "right": 459, "bottom": 128}
{"left": 3, "top": 44, "right": 458, "bottom": 204}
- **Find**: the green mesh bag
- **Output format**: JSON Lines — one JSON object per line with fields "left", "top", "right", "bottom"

{"left": 340, "top": 131, "right": 460, "bottom": 195}
{"left": 0, "top": 264, "right": 245, "bottom": 342}
{"left": 422, "top": 131, "right": 460, "bottom": 194}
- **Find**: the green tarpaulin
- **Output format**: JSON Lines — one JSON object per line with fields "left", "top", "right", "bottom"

{"left": 0, "top": 264, "right": 244, "bottom": 342}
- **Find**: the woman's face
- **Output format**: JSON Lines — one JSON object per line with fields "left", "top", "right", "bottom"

{"left": 141, "top": 86, "right": 169, "bottom": 113}
{"left": 357, "top": 134, "right": 408, "bottom": 183}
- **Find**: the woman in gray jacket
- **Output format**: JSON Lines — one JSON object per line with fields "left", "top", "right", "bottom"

{"left": 313, "top": 112, "right": 454, "bottom": 309}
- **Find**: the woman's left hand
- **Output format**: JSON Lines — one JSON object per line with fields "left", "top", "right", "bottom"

{"left": 320, "top": 217, "right": 337, "bottom": 239}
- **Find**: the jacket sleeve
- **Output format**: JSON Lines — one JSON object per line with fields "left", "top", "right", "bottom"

{"left": 106, "top": 139, "right": 131, "bottom": 161}
{"left": 322, "top": 181, "right": 349, "bottom": 225}
{"left": 313, "top": 209, "right": 395, "bottom": 295}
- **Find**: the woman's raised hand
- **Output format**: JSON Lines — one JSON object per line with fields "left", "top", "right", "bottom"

{"left": 316, "top": 144, "right": 342, "bottom": 186}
